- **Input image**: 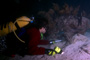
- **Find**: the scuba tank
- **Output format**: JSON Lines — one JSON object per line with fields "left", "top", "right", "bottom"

{"left": 0, "top": 16, "right": 33, "bottom": 43}
{"left": 0, "top": 16, "right": 32, "bottom": 36}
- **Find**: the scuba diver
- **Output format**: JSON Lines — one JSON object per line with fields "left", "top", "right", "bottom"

{"left": 0, "top": 16, "right": 63, "bottom": 57}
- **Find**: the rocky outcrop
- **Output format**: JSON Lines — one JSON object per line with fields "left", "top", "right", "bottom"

{"left": 63, "top": 16, "right": 90, "bottom": 43}
{"left": 45, "top": 16, "right": 90, "bottom": 43}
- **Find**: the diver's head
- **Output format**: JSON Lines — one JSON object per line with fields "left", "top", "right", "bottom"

{"left": 34, "top": 16, "right": 48, "bottom": 30}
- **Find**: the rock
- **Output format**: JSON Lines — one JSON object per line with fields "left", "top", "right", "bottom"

{"left": 71, "top": 33, "right": 88, "bottom": 43}
{"left": 9, "top": 34, "right": 90, "bottom": 60}
{"left": 59, "top": 41, "right": 90, "bottom": 60}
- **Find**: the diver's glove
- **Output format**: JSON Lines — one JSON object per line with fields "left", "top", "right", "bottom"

{"left": 45, "top": 49, "right": 56, "bottom": 56}
{"left": 54, "top": 46, "right": 62, "bottom": 54}
{"left": 45, "top": 46, "right": 63, "bottom": 56}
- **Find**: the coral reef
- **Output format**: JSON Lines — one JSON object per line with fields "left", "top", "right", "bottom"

{"left": 38, "top": 3, "right": 90, "bottom": 43}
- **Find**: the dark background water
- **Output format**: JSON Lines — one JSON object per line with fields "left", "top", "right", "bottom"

{"left": 0, "top": 0, "right": 90, "bottom": 24}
